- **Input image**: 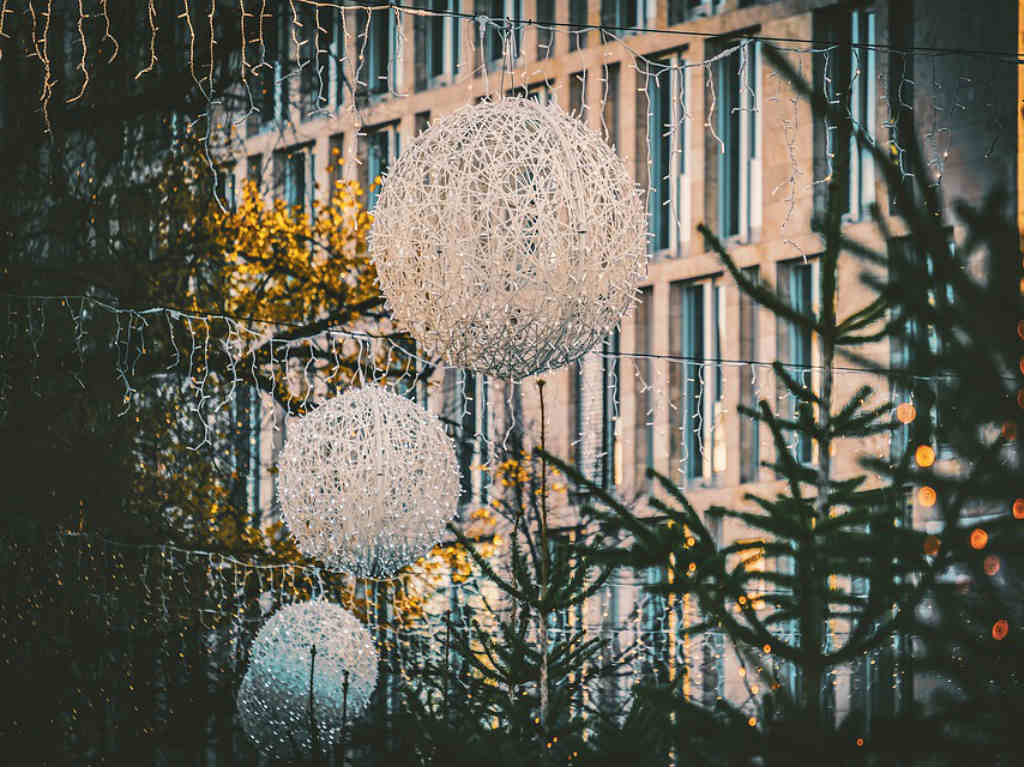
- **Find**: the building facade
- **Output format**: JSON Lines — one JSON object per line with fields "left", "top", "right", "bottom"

{"left": 223, "top": 0, "right": 1020, "bottom": 726}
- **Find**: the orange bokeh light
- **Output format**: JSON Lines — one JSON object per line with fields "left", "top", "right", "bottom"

{"left": 1018, "top": 320, "right": 1024, "bottom": 340}
{"left": 1014, "top": 498, "right": 1024, "bottom": 519}
{"left": 748, "top": 717, "right": 757, "bottom": 727}
{"left": 992, "top": 619, "right": 1009, "bottom": 641}
{"left": 896, "top": 402, "right": 916, "bottom": 424}
{"left": 984, "top": 555, "right": 1000, "bottom": 576}
{"left": 923, "top": 535, "right": 941, "bottom": 556}
{"left": 918, "top": 486, "right": 937, "bottom": 507}
{"left": 915, "top": 445, "right": 935, "bottom": 467}
{"left": 763, "top": 644, "right": 772, "bottom": 654}
{"left": 970, "top": 528, "right": 989, "bottom": 550}
{"left": 856, "top": 738, "right": 865, "bottom": 748}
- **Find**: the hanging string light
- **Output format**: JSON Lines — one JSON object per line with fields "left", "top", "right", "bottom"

{"left": 277, "top": 385, "right": 460, "bottom": 578}
{"left": 369, "top": 97, "right": 648, "bottom": 381}
{"left": 238, "top": 599, "right": 378, "bottom": 759}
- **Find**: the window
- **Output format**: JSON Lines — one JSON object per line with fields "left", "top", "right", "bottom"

{"left": 536, "top": 0, "right": 555, "bottom": 59}
{"left": 232, "top": 386, "right": 262, "bottom": 522}
{"left": 299, "top": 5, "right": 341, "bottom": 118}
{"left": 889, "top": 238, "right": 956, "bottom": 462}
{"left": 887, "top": 2, "right": 914, "bottom": 214}
{"left": 475, "top": 0, "right": 523, "bottom": 68}
{"left": 739, "top": 266, "right": 760, "bottom": 483}
{"left": 359, "top": 123, "right": 400, "bottom": 210}
{"left": 669, "top": 0, "right": 722, "bottom": 25}
{"left": 569, "top": 0, "right": 588, "bottom": 51}
{"left": 569, "top": 70, "right": 587, "bottom": 119}
{"left": 247, "top": 7, "right": 289, "bottom": 134}
{"left": 246, "top": 154, "right": 263, "bottom": 188}
{"left": 568, "top": 360, "right": 585, "bottom": 475}
{"left": 638, "top": 564, "right": 670, "bottom": 684}
{"left": 216, "top": 165, "right": 237, "bottom": 211}
{"left": 415, "top": 0, "right": 460, "bottom": 91}
{"left": 275, "top": 144, "right": 315, "bottom": 214}
{"left": 814, "top": 6, "right": 876, "bottom": 219}
{"left": 328, "top": 133, "right": 345, "bottom": 196}
{"left": 645, "top": 53, "right": 689, "bottom": 257}
{"left": 634, "top": 287, "right": 654, "bottom": 490}
{"left": 600, "top": 0, "right": 649, "bottom": 39}
{"left": 357, "top": 2, "right": 399, "bottom": 99}
{"left": 670, "top": 277, "right": 726, "bottom": 483}
{"left": 602, "top": 62, "right": 620, "bottom": 150}
{"left": 777, "top": 258, "right": 816, "bottom": 465}
{"left": 443, "top": 370, "right": 491, "bottom": 507}
{"left": 710, "top": 41, "right": 761, "bottom": 241}
{"left": 600, "top": 329, "right": 621, "bottom": 489}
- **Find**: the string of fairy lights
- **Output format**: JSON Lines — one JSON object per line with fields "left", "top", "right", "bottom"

{"left": 1, "top": 1, "right": 1018, "bottom": 751}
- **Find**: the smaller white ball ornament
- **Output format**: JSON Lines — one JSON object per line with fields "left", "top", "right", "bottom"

{"left": 277, "top": 385, "right": 460, "bottom": 578}
{"left": 238, "top": 600, "right": 379, "bottom": 758}
{"left": 369, "top": 97, "right": 648, "bottom": 381}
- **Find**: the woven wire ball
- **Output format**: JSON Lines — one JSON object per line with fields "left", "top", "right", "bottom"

{"left": 369, "top": 97, "right": 648, "bottom": 381}
{"left": 237, "top": 600, "right": 378, "bottom": 758}
{"left": 277, "top": 385, "right": 460, "bottom": 578}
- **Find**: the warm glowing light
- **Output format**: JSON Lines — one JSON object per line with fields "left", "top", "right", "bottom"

{"left": 992, "top": 619, "right": 1009, "bottom": 641}
{"left": 915, "top": 444, "right": 935, "bottom": 467}
{"left": 747, "top": 717, "right": 757, "bottom": 727}
{"left": 970, "top": 528, "right": 988, "bottom": 550}
{"left": 918, "top": 486, "right": 937, "bottom": 507}
{"left": 856, "top": 738, "right": 864, "bottom": 747}
{"left": 1014, "top": 498, "right": 1024, "bottom": 519}
{"left": 984, "top": 555, "right": 1000, "bottom": 576}
{"left": 923, "top": 535, "right": 941, "bottom": 556}
{"left": 1018, "top": 320, "right": 1024, "bottom": 340}
{"left": 1004, "top": 422, "right": 1018, "bottom": 440}
{"left": 1017, "top": 389, "right": 1024, "bottom": 409}
{"left": 763, "top": 644, "right": 772, "bottom": 654}
{"left": 896, "top": 402, "right": 916, "bottom": 424}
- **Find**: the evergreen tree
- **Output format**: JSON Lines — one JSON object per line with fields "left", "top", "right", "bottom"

{"left": 547, "top": 42, "right": 1023, "bottom": 764}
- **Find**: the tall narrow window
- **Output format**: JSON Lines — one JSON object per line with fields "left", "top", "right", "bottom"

{"left": 601, "top": 329, "right": 621, "bottom": 489}
{"left": 711, "top": 41, "right": 761, "bottom": 241}
{"left": 568, "top": 360, "right": 585, "bottom": 475}
{"left": 569, "top": 70, "right": 587, "bottom": 120}
{"left": 536, "top": 0, "right": 555, "bottom": 59}
{"left": 815, "top": 6, "right": 876, "bottom": 219}
{"left": 639, "top": 564, "right": 670, "bottom": 683}
{"left": 275, "top": 144, "right": 314, "bottom": 215}
{"left": 777, "top": 259, "right": 815, "bottom": 465}
{"left": 216, "top": 165, "right": 237, "bottom": 211}
{"left": 359, "top": 123, "right": 400, "bottom": 210}
{"left": 569, "top": 0, "right": 588, "bottom": 51}
{"left": 889, "top": 238, "right": 954, "bottom": 462}
{"left": 248, "top": 7, "right": 287, "bottom": 134}
{"left": 646, "top": 54, "right": 688, "bottom": 256}
{"left": 299, "top": 4, "right": 336, "bottom": 118}
{"left": 328, "top": 133, "right": 345, "bottom": 196}
{"left": 670, "top": 277, "right": 725, "bottom": 483}
{"left": 673, "top": 281, "right": 704, "bottom": 480}
{"left": 232, "top": 385, "right": 261, "bottom": 522}
{"left": 415, "top": 0, "right": 460, "bottom": 91}
{"left": 246, "top": 154, "right": 262, "bottom": 189}
{"left": 602, "top": 62, "right": 620, "bottom": 151}
{"left": 634, "top": 287, "right": 654, "bottom": 490}
{"left": 739, "top": 266, "right": 760, "bottom": 483}
{"left": 358, "top": 2, "right": 399, "bottom": 99}
{"left": 475, "top": 0, "right": 523, "bottom": 68}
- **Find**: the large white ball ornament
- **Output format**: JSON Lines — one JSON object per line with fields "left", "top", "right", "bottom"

{"left": 277, "top": 385, "right": 460, "bottom": 578}
{"left": 369, "top": 97, "right": 648, "bottom": 381}
{"left": 237, "top": 600, "right": 379, "bottom": 758}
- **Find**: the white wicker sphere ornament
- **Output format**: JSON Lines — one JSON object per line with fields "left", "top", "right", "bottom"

{"left": 369, "top": 97, "right": 648, "bottom": 381}
{"left": 277, "top": 385, "right": 460, "bottom": 578}
{"left": 237, "top": 600, "right": 378, "bottom": 758}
